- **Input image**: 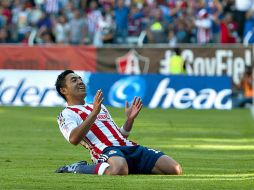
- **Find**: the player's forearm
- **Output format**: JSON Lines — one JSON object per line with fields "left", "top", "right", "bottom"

{"left": 121, "top": 118, "right": 134, "bottom": 137}
{"left": 69, "top": 113, "right": 97, "bottom": 145}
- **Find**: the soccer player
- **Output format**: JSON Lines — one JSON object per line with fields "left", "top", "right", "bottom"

{"left": 55, "top": 70, "right": 182, "bottom": 175}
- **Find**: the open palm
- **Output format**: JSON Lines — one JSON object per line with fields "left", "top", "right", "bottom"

{"left": 92, "top": 89, "right": 103, "bottom": 116}
{"left": 125, "top": 97, "right": 143, "bottom": 120}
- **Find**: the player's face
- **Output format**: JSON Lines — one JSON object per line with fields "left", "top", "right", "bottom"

{"left": 61, "top": 73, "right": 87, "bottom": 100}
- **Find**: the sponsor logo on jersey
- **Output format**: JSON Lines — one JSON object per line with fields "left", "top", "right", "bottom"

{"left": 97, "top": 108, "right": 111, "bottom": 121}
{"left": 97, "top": 113, "right": 108, "bottom": 120}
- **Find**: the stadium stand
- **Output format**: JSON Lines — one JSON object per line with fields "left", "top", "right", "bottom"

{"left": 1, "top": 0, "right": 254, "bottom": 46}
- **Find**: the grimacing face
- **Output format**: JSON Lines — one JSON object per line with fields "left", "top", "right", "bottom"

{"left": 61, "top": 73, "right": 87, "bottom": 100}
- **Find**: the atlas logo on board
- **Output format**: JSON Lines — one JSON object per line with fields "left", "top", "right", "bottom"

{"left": 116, "top": 50, "right": 150, "bottom": 74}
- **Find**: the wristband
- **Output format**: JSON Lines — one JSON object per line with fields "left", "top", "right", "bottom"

{"left": 120, "top": 126, "right": 130, "bottom": 136}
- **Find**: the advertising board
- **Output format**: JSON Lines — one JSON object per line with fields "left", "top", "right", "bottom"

{"left": 88, "top": 73, "right": 232, "bottom": 109}
{"left": 0, "top": 70, "right": 231, "bottom": 109}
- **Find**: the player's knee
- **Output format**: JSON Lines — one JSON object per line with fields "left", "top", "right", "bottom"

{"left": 116, "top": 165, "right": 128, "bottom": 175}
{"left": 172, "top": 164, "right": 182, "bottom": 175}
{"left": 108, "top": 163, "right": 128, "bottom": 175}
{"left": 109, "top": 166, "right": 128, "bottom": 175}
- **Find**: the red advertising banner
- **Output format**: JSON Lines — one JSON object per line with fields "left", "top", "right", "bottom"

{"left": 0, "top": 46, "right": 96, "bottom": 71}
{"left": 0, "top": 45, "right": 252, "bottom": 86}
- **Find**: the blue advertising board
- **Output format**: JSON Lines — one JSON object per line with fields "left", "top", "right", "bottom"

{"left": 85, "top": 73, "right": 232, "bottom": 109}
{"left": 0, "top": 70, "right": 232, "bottom": 109}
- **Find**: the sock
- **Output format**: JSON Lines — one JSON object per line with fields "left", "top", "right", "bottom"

{"left": 75, "top": 162, "right": 110, "bottom": 175}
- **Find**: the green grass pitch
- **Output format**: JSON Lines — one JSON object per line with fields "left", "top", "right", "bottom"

{"left": 0, "top": 106, "right": 253, "bottom": 190}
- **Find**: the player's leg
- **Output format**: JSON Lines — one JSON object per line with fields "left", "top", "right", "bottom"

{"left": 104, "top": 156, "right": 128, "bottom": 175}
{"left": 135, "top": 146, "right": 182, "bottom": 175}
{"left": 99, "top": 147, "right": 129, "bottom": 175}
{"left": 151, "top": 155, "right": 182, "bottom": 175}
{"left": 61, "top": 156, "right": 129, "bottom": 175}
{"left": 55, "top": 160, "right": 110, "bottom": 175}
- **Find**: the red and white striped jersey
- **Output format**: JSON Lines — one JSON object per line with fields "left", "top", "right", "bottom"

{"left": 57, "top": 104, "right": 136, "bottom": 163}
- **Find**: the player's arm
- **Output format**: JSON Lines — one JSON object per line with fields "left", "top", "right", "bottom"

{"left": 69, "top": 90, "right": 103, "bottom": 145}
{"left": 121, "top": 97, "right": 142, "bottom": 137}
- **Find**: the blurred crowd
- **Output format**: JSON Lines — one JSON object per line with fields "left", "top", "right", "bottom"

{"left": 1, "top": 0, "right": 254, "bottom": 46}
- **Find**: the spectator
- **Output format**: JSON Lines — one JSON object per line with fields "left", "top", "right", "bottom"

{"left": 207, "top": 0, "right": 223, "bottom": 43}
{"left": 175, "top": 18, "right": 189, "bottom": 43}
{"left": 169, "top": 48, "right": 185, "bottom": 74}
{"left": 53, "top": 14, "right": 70, "bottom": 44}
{"left": 194, "top": 8, "right": 213, "bottom": 44}
{"left": 234, "top": 0, "right": 254, "bottom": 42}
{"left": 37, "top": 12, "right": 52, "bottom": 30}
{"left": 0, "top": 7, "right": 7, "bottom": 28}
{"left": 243, "top": 4, "right": 254, "bottom": 44}
{"left": 62, "top": 0, "right": 75, "bottom": 21}
{"left": 220, "top": 12, "right": 237, "bottom": 43}
{"left": 15, "top": 3, "right": 31, "bottom": 42}
{"left": 234, "top": 67, "right": 253, "bottom": 107}
{"left": 87, "top": 0, "right": 102, "bottom": 45}
{"left": 114, "top": 0, "right": 129, "bottom": 43}
{"left": 0, "top": 0, "right": 12, "bottom": 24}
{"left": 68, "top": 9, "right": 86, "bottom": 45}
{"left": 28, "top": 4, "right": 43, "bottom": 26}
{"left": 94, "top": 6, "right": 115, "bottom": 46}
{"left": 40, "top": 30, "right": 55, "bottom": 44}
{"left": 168, "top": 30, "right": 177, "bottom": 47}
{"left": 222, "top": 0, "right": 235, "bottom": 15}
{"left": 0, "top": 28, "right": 8, "bottom": 43}
{"left": 128, "top": 4, "right": 143, "bottom": 37}
{"left": 101, "top": 4, "right": 115, "bottom": 44}
{"left": 146, "top": 8, "right": 168, "bottom": 43}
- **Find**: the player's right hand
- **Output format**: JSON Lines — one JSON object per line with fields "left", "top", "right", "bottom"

{"left": 92, "top": 89, "right": 104, "bottom": 116}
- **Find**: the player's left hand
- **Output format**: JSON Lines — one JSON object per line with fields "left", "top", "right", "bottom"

{"left": 92, "top": 89, "right": 104, "bottom": 116}
{"left": 125, "top": 97, "right": 142, "bottom": 120}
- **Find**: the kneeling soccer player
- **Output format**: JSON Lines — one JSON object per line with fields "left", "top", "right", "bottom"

{"left": 55, "top": 70, "right": 182, "bottom": 175}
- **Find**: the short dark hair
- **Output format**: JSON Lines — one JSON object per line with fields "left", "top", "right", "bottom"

{"left": 174, "top": 48, "right": 181, "bottom": 55}
{"left": 55, "top": 70, "right": 74, "bottom": 100}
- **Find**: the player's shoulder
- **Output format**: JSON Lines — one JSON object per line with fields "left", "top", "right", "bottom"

{"left": 60, "top": 106, "right": 72, "bottom": 114}
{"left": 101, "top": 104, "right": 107, "bottom": 110}
{"left": 83, "top": 103, "right": 107, "bottom": 110}
{"left": 58, "top": 107, "right": 76, "bottom": 119}
{"left": 58, "top": 107, "right": 82, "bottom": 125}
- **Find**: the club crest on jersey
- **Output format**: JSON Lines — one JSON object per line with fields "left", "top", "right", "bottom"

{"left": 102, "top": 108, "right": 108, "bottom": 113}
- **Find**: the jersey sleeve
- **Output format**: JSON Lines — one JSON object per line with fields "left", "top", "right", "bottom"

{"left": 57, "top": 109, "right": 79, "bottom": 143}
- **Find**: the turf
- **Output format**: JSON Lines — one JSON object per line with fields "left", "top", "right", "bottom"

{"left": 0, "top": 106, "right": 253, "bottom": 190}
